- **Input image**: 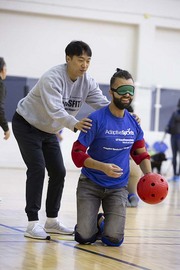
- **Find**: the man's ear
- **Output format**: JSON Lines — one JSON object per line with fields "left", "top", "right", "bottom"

{"left": 66, "top": 56, "right": 70, "bottom": 63}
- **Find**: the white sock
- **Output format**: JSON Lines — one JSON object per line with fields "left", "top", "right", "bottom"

{"left": 46, "top": 217, "right": 58, "bottom": 224}
{"left": 27, "top": 220, "right": 38, "bottom": 228}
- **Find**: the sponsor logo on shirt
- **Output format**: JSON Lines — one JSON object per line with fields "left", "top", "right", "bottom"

{"left": 63, "top": 99, "right": 81, "bottom": 108}
{"left": 105, "top": 128, "right": 134, "bottom": 136}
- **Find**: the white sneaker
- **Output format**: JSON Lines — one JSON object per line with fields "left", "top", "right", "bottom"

{"left": 45, "top": 220, "right": 74, "bottom": 235}
{"left": 24, "top": 223, "right": 51, "bottom": 240}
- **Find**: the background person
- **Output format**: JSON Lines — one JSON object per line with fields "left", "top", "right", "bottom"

{"left": 127, "top": 158, "right": 142, "bottom": 206}
{"left": 0, "top": 57, "right": 10, "bottom": 203}
{"left": 126, "top": 105, "right": 142, "bottom": 207}
{"left": 71, "top": 68, "right": 152, "bottom": 247}
{"left": 0, "top": 57, "right": 10, "bottom": 140}
{"left": 165, "top": 99, "right": 180, "bottom": 181}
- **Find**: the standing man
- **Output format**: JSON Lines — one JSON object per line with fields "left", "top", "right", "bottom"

{"left": 71, "top": 68, "right": 152, "bottom": 246}
{"left": 0, "top": 57, "right": 10, "bottom": 140}
{"left": 165, "top": 99, "right": 180, "bottom": 181}
{"left": 12, "top": 41, "right": 110, "bottom": 240}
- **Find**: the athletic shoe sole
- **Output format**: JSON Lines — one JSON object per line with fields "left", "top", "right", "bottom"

{"left": 45, "top": 229, "right": 74, "bottom": 235}
{"left": 24, "top": 233, "right": 51, "bottom": 240}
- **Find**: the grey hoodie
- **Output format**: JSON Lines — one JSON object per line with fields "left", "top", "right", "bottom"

{"left": 17, "top": 64, "right": 109, "bottom": 134}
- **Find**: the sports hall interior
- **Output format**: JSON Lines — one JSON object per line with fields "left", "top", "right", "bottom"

{"left": 0, "top": 1, "right": 180, "bottom": 269}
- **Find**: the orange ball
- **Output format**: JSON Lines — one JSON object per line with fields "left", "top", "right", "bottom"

{"left": 137, "top": 173, "right": 168, "bottom": 204}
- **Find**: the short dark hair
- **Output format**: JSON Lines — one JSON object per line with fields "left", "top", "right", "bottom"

{"left": 65, "top": 41, "right": 92, "bottom": 57}
{"left": 0, "top": 57, "right": 6, "bottom": 72}
{"left": 110, "top": 68, "right": 134, "bottom": 87}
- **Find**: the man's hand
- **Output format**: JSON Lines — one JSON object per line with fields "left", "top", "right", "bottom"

{"left": 101, "top": 163, "right": 123, "bottom": 178}
{"left": 74, "top": 118, "right": 92, "bottom": 132}
{"left": 131, "top": 113, "right": 141, "bottom": 124}
{"left": 4, "top": 130, "right": 10, "bottom": 140}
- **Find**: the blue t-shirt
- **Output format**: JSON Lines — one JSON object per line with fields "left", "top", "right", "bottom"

{"left": 78, "top": 106, "right": 144, "bottom": 188}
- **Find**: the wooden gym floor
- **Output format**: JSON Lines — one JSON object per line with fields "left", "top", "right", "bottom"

{"left": 0, "top": 168, "right": 180, "bottom": 270}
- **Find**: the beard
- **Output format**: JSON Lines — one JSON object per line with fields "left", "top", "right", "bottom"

{"left": 112, "top": 94, "right": 132, "bottom": 110}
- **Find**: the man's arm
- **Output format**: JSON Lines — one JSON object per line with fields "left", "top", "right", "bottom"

{"left": 130, "top": 139, "right": 152, "bottom": 174}
{"left": 71, "top": 140, "right": 123, "bottom": 178}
